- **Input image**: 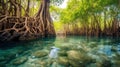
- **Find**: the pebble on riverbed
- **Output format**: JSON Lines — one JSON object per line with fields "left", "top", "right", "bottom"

{"left": 11, "top": 56, "right": 28, "bottom": 65}
{"left": 67, "top": 50, "right": 93, "bottom": 67}
{"left": 57, "top": 57, "right": 69, "bottom": 66}
{"left": 32, "top": 50, "right": 48, "bottom": 58}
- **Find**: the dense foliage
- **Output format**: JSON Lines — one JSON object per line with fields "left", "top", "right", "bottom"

{"left": 54, "top": 0, "right": 120, "bottom": 36}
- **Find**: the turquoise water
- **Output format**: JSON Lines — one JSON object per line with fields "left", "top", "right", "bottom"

{"left": 0, "top": 36, "right": 120, "bottom": 67}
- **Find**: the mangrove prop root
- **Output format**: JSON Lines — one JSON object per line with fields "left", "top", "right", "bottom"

{"left": 0, "top": 17, "right": 55, "bottom": 41}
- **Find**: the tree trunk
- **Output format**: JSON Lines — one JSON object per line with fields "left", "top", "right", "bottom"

{"left": 35, "top": 0, "right": 56, "bottom": 37}
{"left": 25, "top": 0, "right": 30, "bottom": 17}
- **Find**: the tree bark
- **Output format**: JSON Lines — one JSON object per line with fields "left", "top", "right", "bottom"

{"left": 35, "top": 0, "right": 56, "bottom": 37}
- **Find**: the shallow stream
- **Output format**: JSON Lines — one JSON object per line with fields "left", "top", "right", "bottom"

{"left": 0, "top": 36, "right": 120, "bottom": 67}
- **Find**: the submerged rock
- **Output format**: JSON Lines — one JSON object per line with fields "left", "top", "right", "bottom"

{"left": 32, "top": 60, "right": 47, "bottom": 67}
{"left": 67, "top": 50, "right": 93, "bottom": 67}
{"left": 95, "top": 62, "right": 103, "bottom": 67}
{"left": 111, "top": 46, "right": 117, "bottom": 52}
{"left": 57, "top": 57, "right": 69, "bottom": 66}
{"left": 50, "top": 62, "right": 58, "bottom": 67}
{"left": 87, "top": 62, "right": 103, "bottom": 67}
{"left": 67, "top": 50, "right": 83, "bottom": 61}
{"left": 32, "top": 50, "right": 48, "bottom": 58}
{"left": 88, "top": 42, "right": 98, "bottom": 48}
{"left": 69, "top": 60, "right": 84, "bottom": 67}
{"left": 59, "top": 45, "right": 71, "bottom": 50}
{"left": 12, "top": 56, "right": 28, "bottom": 65}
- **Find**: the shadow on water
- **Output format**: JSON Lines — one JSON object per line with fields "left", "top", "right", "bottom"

{"left": 0, "top": 37, "right": 56, "bottom": 50}
{"left": 0, "top": 41, "right": 22, "bottom": 50}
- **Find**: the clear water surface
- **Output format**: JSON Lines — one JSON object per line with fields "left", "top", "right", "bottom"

{"left": 0, "top": 36, "right": 120, "bottom": 67}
